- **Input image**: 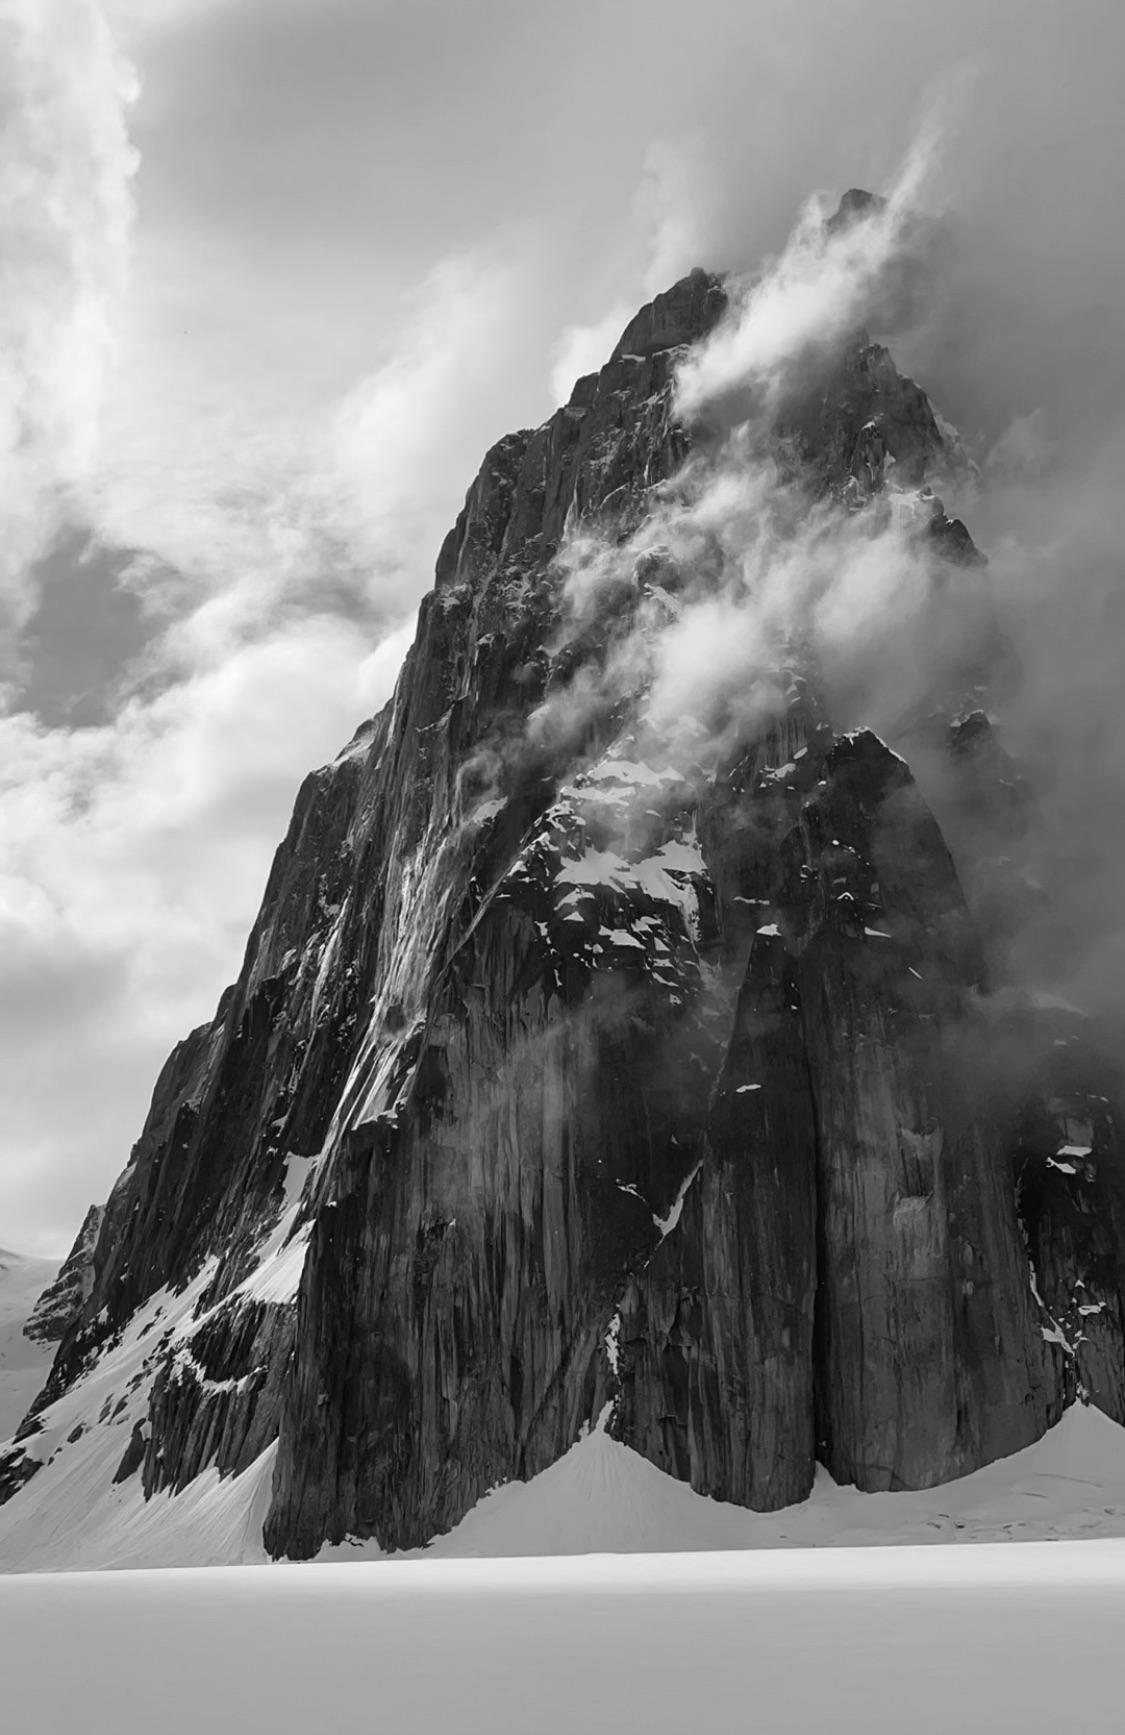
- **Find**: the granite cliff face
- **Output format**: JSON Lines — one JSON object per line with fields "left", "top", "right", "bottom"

{"left": 22, "top": 1205, "right": 102, "bottom": 1345}
{"left": 4, "top": 195, "right": 1125, "bottom": 1560}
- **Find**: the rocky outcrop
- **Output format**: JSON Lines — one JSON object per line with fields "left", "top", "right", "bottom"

{"left": 1005, "top": 1010, "right": 1125, "bottom": 1421}
{"left": 825, "top": 187, "right": 888, "bottom": 235}
{"left": 795, "top": 734, "right": 1048, "bottom": 1486}
{"left": 141, "top": 1297, "right": 295, "bottom": 1495}
{"left": 779, "top": 334, "right": 951, "bottom": 499}
{"left": 7, "top": 192, "right": 1125, "bottom": 1563}
{"left": 617, "top": 729, "right": 1051, "bottom": 1503}
{"left": 24, "top": 1204, "right": 102, "bottom": 1344}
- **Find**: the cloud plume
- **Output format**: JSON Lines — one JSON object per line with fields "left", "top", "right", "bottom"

{"left": 540, "top": 118, "right": 1125, "bottom": 1053}
{"left": 2, "top": 0, "right": 1123, "bottom": 1255}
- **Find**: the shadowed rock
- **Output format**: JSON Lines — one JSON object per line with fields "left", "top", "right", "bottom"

{"left": 24, "top": 1205, "right": 103, "bottom": 1345}
{"left": 9, "top": 253, "right": 1124, "bottom": 1560}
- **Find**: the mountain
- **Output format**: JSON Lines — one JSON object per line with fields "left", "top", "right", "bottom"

{"left": 22, "top": 1207, "right": 103, "bottom": 1346}
{"left": 4, "top": 192, "right": 1125, "bottom": 1567}
{"left": 0, "top": 1249, "right": 60, "bottom": 1447}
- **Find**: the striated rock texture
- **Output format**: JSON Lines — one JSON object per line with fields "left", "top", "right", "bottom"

{"left": 616, "top": 727, "right": 1051, "bottom": 1503}
{"left": 1005, "top": 1009, "right": 1125, "bottom": 1421}
{"left": 23, "top": 1205, "right": 103, "bottom": 1345}
{"left": 5, "top": 193, "right": 1125, "bottom": 1560}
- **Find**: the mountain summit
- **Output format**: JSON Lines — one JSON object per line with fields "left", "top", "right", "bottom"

{"left": 4, "top": 192, "right": 1124, "bottom": 1566}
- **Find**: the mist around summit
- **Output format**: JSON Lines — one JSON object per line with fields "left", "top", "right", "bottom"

{"left": 2, "top": 1, "right": 1124, "bottom": 1264}
{"left": 1, "top": 157, "right": 1124, "bottom": 1572}
{"left": 4, "top": 12, "right": 1125, "bottom": 1731}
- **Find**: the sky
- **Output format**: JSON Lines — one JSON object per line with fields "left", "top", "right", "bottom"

{"left": 1, "top": 0, "right": 1123, "bottom": 1257}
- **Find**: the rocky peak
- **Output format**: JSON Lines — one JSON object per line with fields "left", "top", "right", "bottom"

{"left": 433, "top": 269, "right": 729, "bottom": 603}
{"left": 609, "top": 267, "right": 728, "bottom": 362}
{"left": 3, "top": 208, "right": 1123, "bottom": 1570}
{"left": 825, "top": 187, "right": 888, "bottom": 235}
{"left": 778, "top": 330, "right": 951, "bottom": 495}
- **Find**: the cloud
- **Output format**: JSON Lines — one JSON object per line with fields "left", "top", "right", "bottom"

{"left": 4, "top": 0, "right": 1125, "bottom": 1259}
{"left": 634, "top": 138, "right": 717, "bottom": 301}
{"left": 965, "top": 421, "right": 1125, "bottom": 1028}
{"left": 538, "top": 60, "right": 1123, "bottom": 1050}
{"left": 549, "top": 305, "right": 634, "bottom": 410}
{"left": 85, "top": 250, "right": 533, "bottom": 677}
{"left": 674, "top": 97, "right": 955, "bottom": 421}
{"left": 104, "top": 0, "right": 238, "bottom": 34}
{"left": 541, "top": 428, "right": 960, "bottom": 794}
{"left": 0, "top": 0, "right": 137, "bottom": 669}
{"left": 0, "top": 85, "right": 536, "bottom": 1254}
{"left": 355, "top": 616, "right": 418, "bottom": 714}
{"left": 0, "top": 208, "right": 522, "bottom": 1259}
{"left": 547, "top": 138, "right": 715, "bottom": 407}
{"left": 328, "top": 256, "right": 530, "bottom": 591}
{"left": 0, "top": 610, "right": 410, "bottom": 1255}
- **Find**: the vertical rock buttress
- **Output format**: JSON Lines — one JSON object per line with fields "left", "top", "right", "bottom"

{"left": 9, "top": 236, "right": 1120, "bottom": 1562}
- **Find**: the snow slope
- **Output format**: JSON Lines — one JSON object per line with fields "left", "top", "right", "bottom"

{"left": 0, "top": 1162, "right": 313, "bottom": 1573}
{"left": 5, "top": 1544, "right": 1125, "bottom": 1734}
{"left": 7, "top": 1372, "right": 1125, "bottom": 1570}
{"left": 330, "top": 1400, "right": 1125, "bottom": 1559}
{"left": 0, "top": 1248, "right": 58, "bottom": 1445}
{"left": 5, "top": 1200, "right": 1125, "bottom": 1573}
{"left": 0, "top": 1261, "right": 280, "bottom": 1573}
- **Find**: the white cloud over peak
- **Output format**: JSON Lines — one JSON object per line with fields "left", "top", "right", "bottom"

{"left": 674, "top": 95, "right": 954, "bottom": 420}
{"left": 2, "top": 0, "right": 1124, "bottom": 1264}
{"left": 547, "top": 138, "right": 714, "bottom": 408}
{"left": 0, "top": 0, "right": 137, "bottom": 658}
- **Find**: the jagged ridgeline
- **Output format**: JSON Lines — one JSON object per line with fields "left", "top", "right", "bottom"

{"left": 5, "top": 194, "right": 1125, "bottom": 1561}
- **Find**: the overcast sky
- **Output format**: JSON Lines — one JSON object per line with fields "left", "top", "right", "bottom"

{"left": 1, "top": 0, "right": 1122, "bottom": 1256}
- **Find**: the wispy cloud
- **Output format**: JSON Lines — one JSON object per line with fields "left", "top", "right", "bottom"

{"left": 540, "top": 435, "right": 964, "bottom": 795}
{"left": 0, "top": 38, "right": 531, "bottom": 1248}
{"left": 0, "top": 246, "right": 523, "bottom": 1250}
{"left": 0, "top": 154, "right": 530, "bottom": 1254}
{"left": 675, "top": 95, "right": 957, "bottom": 420}
{"left": 90, "top": 252, "right": 527, "bottom": 671}
{"left": 3, "top": 0, "right": 1124, "bottom": 1258}
{"left": 548, "top": 138, "right": 715, "bottom": 406}
{"left": 0, "top": 610, "right": 408, "bottom": 1255}
{"left": 0, "top": 0, "right": 137, "bottom": 670}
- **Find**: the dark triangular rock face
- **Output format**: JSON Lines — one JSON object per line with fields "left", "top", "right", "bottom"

{"left": 6, "top": 202, "right": 1125, "bottom": 1561}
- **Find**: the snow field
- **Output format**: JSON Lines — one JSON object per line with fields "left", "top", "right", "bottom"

{"left": 4, "top": 1543, "right": 1125, "bottom": 1734}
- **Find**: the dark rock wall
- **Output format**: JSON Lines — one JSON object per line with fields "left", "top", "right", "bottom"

{"left": 12, "top": 239, "right": 1125, "bottom": 1558}
{"left": 617, "top": 730, "right": 1052, "bottom": 1509}
{"left": 794, "top": 736, "right": 1048, "bottom": 1488}
{"left": 24, "top": 1204, "right": 104, "bottom": 1345}
{"left": 1011, "top": 1022, "right": 1125, "bottom": 1422}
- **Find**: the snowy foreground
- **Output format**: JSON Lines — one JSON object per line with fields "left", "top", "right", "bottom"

{"left": 5, "top": 1259, "right": 1125, "bottom": 1731}
{"left": 4, "top": 1544, "right": 1125, "bottom": 1733}
{"left": 7, "top": 1228, "right": 1125, "bottom": 1567}
{"left": 6, "top": 1388, "right": 1125, "bottom": 1571}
